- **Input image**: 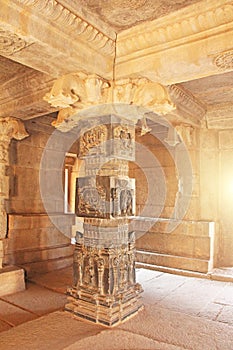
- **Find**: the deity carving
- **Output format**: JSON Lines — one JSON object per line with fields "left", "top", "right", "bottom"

{"left": 73, "top": 249, "right": 83, "bottom": 287}
{"left": 76, "top": 178, "right": 107, "bottom": 218}
{"left": 97, "top": 258, "right": 105, "bottom": 295}
{"left": 111, "top": 178, "right": 135, "bottom": 217}
{"left": 79, "top": 125, "right": 108, "bottom": 158}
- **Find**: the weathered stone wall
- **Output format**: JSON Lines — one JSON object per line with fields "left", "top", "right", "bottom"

{"left": 4, "top": 114, "right": 75, "bottom": 276}
{"left": 132, "top": 125, "right": 218, "bottom": 273}
{"left": 218, "top": 129, "right": 233, "bottom": 266}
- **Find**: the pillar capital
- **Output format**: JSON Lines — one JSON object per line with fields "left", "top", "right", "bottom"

{"left": 44, "top": 73, "right": 175, "bottom": 131}
{"left": 0, "top": 117, "right": 29, "bottom": 143}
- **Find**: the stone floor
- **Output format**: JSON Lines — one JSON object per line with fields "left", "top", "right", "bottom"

{"left": 0, "top": 266, "right": 232, "bottom": 349}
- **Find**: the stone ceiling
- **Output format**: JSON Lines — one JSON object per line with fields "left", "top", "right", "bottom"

{"left": 0, "top": 0, "right": 233, "bottom": 128}
{"left": 58, "top": 0, "right": 202, "bottom": 32}
{"left": 181, "top": 71, "right": 233, "bottom": 108}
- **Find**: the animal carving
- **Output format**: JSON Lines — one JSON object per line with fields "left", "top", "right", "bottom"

{"left": 132, "top": 82, "right": 175, "bottom": 115}
{"left": 44, "top": 73, "right": 110, "bottom": 109}
{"left": 44, "top": 73, "right": 86, "bottom": 108}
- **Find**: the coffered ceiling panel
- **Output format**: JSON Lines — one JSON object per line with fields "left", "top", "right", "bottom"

{"left": 58, "top": 0, "right": 202, "bottom": 32}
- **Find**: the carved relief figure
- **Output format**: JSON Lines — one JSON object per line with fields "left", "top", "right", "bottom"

{"left": 76, "top": 177, "right": 107, "bottom": 218}
{"left": 73, "top": 249, "right": 83, "bottom": 287}
{"left": 79, "top": 125, "right": 107, "bottom": 157}
{"left": 120, "top": 189, "right": 133, "bottom": 216}
{"left": 84, "top": 257, "right": 96, "bottom": 287}
{"left": 114, "top": 125, "right": 133, "bottom": 152}
{"left": 97, "top": 258, "right": 105, "bottom": 295}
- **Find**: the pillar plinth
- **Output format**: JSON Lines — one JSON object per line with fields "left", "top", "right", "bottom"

{"left": 66, "top": 115, "right": 143, "bottom": 326}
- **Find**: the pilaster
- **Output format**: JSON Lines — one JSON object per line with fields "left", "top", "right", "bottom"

{"left": 0, "top": 117, "right": 28, "bottom": 295}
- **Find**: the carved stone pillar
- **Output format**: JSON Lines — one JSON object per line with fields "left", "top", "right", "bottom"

{"left": 66, "top": 115, "right": 143, "bottom": 326}
{"left": 0, "top": 117, "right": 28, "bottom": 296}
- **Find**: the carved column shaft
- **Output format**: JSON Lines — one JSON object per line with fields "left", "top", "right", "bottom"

{"left": 66, "top": 115, "right": 143, "bottom": 326}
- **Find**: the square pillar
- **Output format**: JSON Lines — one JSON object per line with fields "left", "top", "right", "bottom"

{"left": 66, "top": 115, "right": 143, "bottom": 326}
{"left": 0, "top": 117, "right": 28, "bottom": 295}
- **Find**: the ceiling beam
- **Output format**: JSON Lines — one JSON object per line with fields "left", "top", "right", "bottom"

{"left": 0, "top": 69, "right": 57, "bottom": 119}
{"left": 116, "top": 0, "right": 233, "bottom": 84}
{"left": 0, "top": 0, "right": 115, "bottom": 79}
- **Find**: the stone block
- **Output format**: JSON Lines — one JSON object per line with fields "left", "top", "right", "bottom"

{"left": 0, "top": 212, "right": 7, "bottom": 239}
{"left": 219, "top": 130, "right": 233, "bottom": 150}
{"left": 17, "top": 143, "right": 43, "bottom": 169}
{"left": 13, "top": 167, "right": 41, "bottom": 199}
{"left": 136, "top": 250, "right": 210, "bottom": 273}
{"left": 200, "top": 129, "right": 218, "bottom": 150}
{"left": 4, "top": 245, "right": 73, "bottom": 266}
{"left": 0, "top": 266, "right": 25, "bottom": 296}
{"left": 22, "top": 256, "right": 73, "bottom": 276}
{"left": 7, "top": 227, "right": 70, "bottom": 251}
{"left": 136, "top": 232, "right": 195, "bottom": 258}
{"left": 194, "top": 236, "right": 211, "bottom": 260}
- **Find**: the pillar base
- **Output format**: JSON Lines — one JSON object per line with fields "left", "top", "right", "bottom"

{"left": 0, "top": 266, "right": 25, "bottom": 296}
{"left": 66, "top": 284, "right": 143, "bottom": 327}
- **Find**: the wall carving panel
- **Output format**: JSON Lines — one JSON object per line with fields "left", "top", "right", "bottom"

{"left": 214, "top": 50, "right": 233, "bottom": 70}
{"left": 75, "top": 176, "right": 135, "bottom": 219}
{"left": 0, "top": 29, "right": 30, "bottom": 55}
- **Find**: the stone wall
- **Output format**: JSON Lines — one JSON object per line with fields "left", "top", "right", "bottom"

{"left": 219, "top": 129, "right": 233, "bottom": 266}
{"left": 4, "top": 114, "right": 75, "bottom": 276}
{"left": 131, "top": 124, "right": 218, "bottom": 273}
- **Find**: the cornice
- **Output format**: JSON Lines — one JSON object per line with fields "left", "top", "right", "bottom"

{"left": 16, "top": 0, "right": 115, "bottom": 55}
{"left": 117, "top": 0, "right": 233, "bottom": 59}
{"left": 168, "top": 84, "right": 206, "bottom": 124}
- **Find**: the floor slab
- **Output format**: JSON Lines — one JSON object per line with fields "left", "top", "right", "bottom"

{"left": 1, "top": 283, "right": 67, "bottom": 316}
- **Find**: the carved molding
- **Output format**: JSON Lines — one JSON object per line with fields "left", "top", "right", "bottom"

{"left": 0, "top": 28, "right": 30, "bottom": 55}
{"left": 168, "top": 84, "right": 206, "bottom": 125}
{"left": 17, "top": 0, "right": 115, "bottom": 55}
{"left": 117, "top": 0, "right": 233, "bottom": 58}
{"left": 214, "top": 50, "right": 233, "bottom": 70}
{"left": 44, "top": 73, "right": 175, "bottom": 130}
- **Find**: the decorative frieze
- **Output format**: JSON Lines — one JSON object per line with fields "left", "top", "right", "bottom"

{"left": 117, "top": 0, "right": 233, "bottom": 58}
{"left": 67, "top": 241, "right": 142, "bottom": 326}
{"left": 17, "top": 0, "right": 115, "bottom": 55}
